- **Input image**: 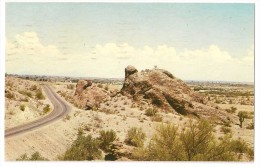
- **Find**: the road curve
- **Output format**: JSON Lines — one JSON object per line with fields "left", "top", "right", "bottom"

{"left": 5, "top": 85, "right": 71, "bottom": 138}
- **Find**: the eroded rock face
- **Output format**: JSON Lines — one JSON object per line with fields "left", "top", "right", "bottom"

{"left": 74, "top": 80, "right": 92, "bottom": 96}
{"left": 74, "top": 80, "right": 109, "bottom": 110}
{"left": 125, "top": 65, "right": 138, "bottom": 78}
{"left": 121, "top": 66, "right": 216, "bottom": 117}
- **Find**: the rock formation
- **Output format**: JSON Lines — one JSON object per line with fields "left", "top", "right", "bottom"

{"left": 74, "top": 80, "right": 109, "bottom": 110}
{"left": 121, "top": 65, "right": 226, "bottom": 119}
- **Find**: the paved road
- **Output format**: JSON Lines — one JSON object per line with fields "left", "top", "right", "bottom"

{"left": 5, "top": 85, "right": 71, "bottom": 138}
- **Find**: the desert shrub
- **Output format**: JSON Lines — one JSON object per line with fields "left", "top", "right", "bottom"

{"left": 132, "top": 119, "right": 244, "bottom": 161}
{"left": 247, "top": 148, "right": 254, "bottom": 160}
{"left": 125, "top": 127, "right": 146, "bottom": 147}
{"left": 20, "top": 104, "right": 25, "bottom": 111}
{"left": 220, "top": 126, "right": 232, "bottom": 134}
{"left": 84, "top": 124, "right": 91, "bottom": 131}
{"left": 97, "top": 84, "right": 103, "bottom": 88}
{"left": 63, "top": 114, "right": 71, "bottom": 121}
{"left": 143, "top": 124, "right": 184, "bottom": 161}
{"left": 240, "top": 111, "right": 254, "bottom": 119}
{"left": 26, "top": 91, "right": 32, "bottom": 98}
{"left": 21, "top": 98, "right": 29, "bottom": 102}
{"left": 43, "top": 104, "right": 51, "bottom": 114}
{"left": 230, "top": 106, "right": 237, "bottom": 112}
{"left": 104, "top": 85, "right": 109, "bottom": 91}
{"left": 100, "top": 108, "right": 115, "bottom": 114}
{"left": 180, "top": 120, "right": 216, "bottom": 160}
{"left": 30, "top": 85, "right": 38, "bottom": 91}
{"left": 5, "top": 92, "right": 14, "bottom": 99}
{"left": 226, "top": 106, "right": 237, "bottom": 114}
{"left": 230, "top": 139, "right": 250, "bottom": 154}
{"left": 98, "top": 130, "right": 117, "bottom": 152}
{"left": 17, "top": 152, "right": 48, "bottom": 161}
{"left": 246, "top": 122, "right": 254, "bottom": 129}
{"left": 223, "top": 120, "right": 231, "bottom": 127}
{"left": 67, "top": 84, "right": 74, "bottom": 90}
{"left": 18, "top": 90, "right": 32, "bottom": 98}
{"left": 151, "top": 114, "right": 163, "bottom": 122}
{"left": 145, "top": 108, "right": 158, "bottom": 116}
{"left": 61, "top": 132, "right": 102, "bottom": 160}
{"left": 36, "top": 89, "right": 45, "bottom": 100}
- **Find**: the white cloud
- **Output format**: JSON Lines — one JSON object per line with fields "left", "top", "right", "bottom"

{"left": 6, "top": 31, "right": 254, "bottom": 82}
{"left": 7, "top": 32, "right": 61, "bottom": 58}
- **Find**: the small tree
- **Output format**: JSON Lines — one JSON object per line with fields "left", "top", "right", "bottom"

{"left": 238, "top": 111, "right": 245, "bottom": 128}
{"left": 180, "top": 119, "right": 215, "bottom": 160}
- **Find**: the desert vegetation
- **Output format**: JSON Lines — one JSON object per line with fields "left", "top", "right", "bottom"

{"left": 5, "top": 67, "right": 254, "bottom": 161}
{"left": 17, "top": 152, "right": 48, "bottom": 161}
{"left": 131, "top": 119, "right": 253, "bottom": 161}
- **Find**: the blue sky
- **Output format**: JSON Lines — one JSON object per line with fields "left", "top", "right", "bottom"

{"left": 6, "top": 3, "right": 254, "bottom": 82}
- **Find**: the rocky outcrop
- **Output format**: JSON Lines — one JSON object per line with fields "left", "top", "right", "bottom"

{"left": 74, "top": 80, "right": 92, "bottom": 96}
{"left": 74, "top": 80, "right": 109, "bottom": 110}
{"left": 121, "top": 66, "right": 219, "bottom": 118}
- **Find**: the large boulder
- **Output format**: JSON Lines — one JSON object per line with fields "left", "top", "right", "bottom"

{"left": 121, "top": 66, "right": 220, "bottom": 118}
{"left": 125, "top": 65, "right": 138, "bottom": 78}
{"left": 74, "top": 80, "right": 109, "bottom": 110}
{"left": 74, "top": 80, "right": 92, "bottom": 96}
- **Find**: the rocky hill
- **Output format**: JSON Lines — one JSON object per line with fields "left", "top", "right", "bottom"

{"left": 74, "top": 65, "right": 233, "bottom": 122}
{"left": 121, "top": 66, "right": 230, "bottom": 120}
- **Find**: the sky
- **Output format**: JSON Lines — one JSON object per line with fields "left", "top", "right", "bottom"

{"left": 5, "top": 3, "right": 254, "bottom": 82}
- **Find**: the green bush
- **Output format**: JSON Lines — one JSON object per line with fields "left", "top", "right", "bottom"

{"left": 17, "top": 152, "right": 48, "bottom": 161}
{"left": 20, "top": 104, "right": 25, "bottom": 111}
{"left": 125, "top": 127, "right": 146, "bottom": 147}
{"left": 145, "top": 108, "right": 158, "bottom": 116}
{"left": 131, "top": 119, "right": 252, "bottom": 161}
{"left": 143, "top": 123, "right": 184, "bottom": 161}
{"left": 36, "top": 89, "right": 45, "bottom": 100}
{"left": 98, "top": 130, "right": 117, "bottom": 152}
{"left": 180, "top": 120, "right": 217, "bottom": 161}
{"left": 43, "top": 104, "right": 51, "bottom": 114}
{"left": 61, "top": 132, "right": 102, "bottom": 160}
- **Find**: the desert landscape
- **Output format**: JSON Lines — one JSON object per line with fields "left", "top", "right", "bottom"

{"left": 4, "top": 2, "right": 255, "bottom": 163}
{"left": 5, "top": 65, "right": 254, "bottom": 161}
